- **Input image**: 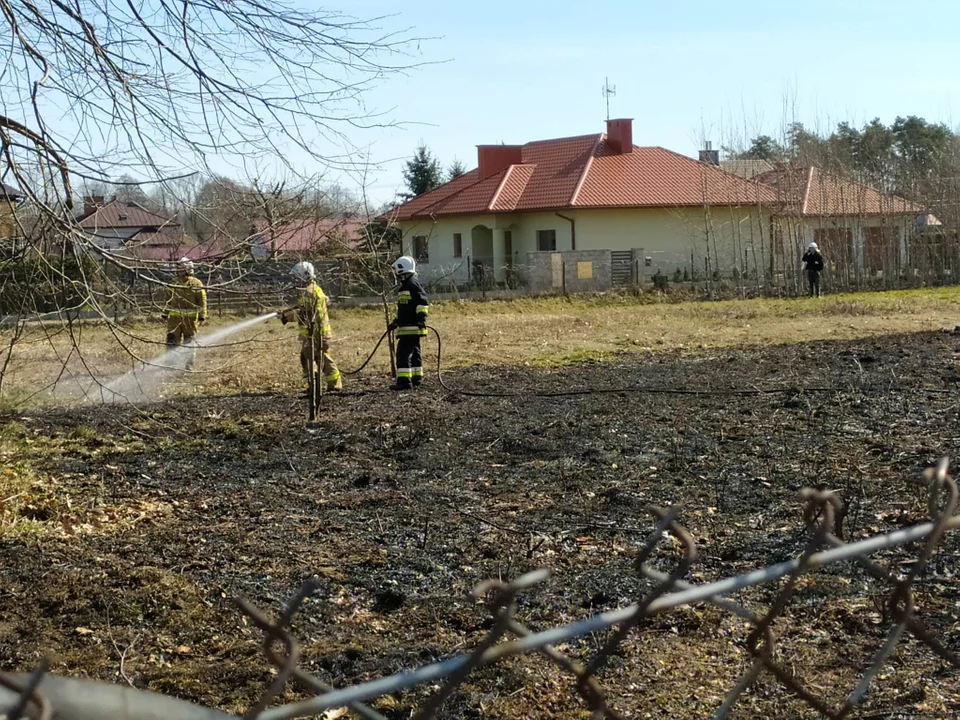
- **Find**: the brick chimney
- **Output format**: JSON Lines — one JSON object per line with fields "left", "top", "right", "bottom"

{"left": 699, "top": 141, "right": 720, "bottom": 166}
{"left": 606, "top": 118, "right": 633, "bottom": 154}
{"left": 83, "top": 195, "right": 105, "bottom": 217}
{"left": 477, "top": 145, "right": 523, "bottom": 180}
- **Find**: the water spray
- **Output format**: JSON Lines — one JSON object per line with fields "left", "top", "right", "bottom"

{"left": 90, "top": 312, "right": 278, "bottom": 405}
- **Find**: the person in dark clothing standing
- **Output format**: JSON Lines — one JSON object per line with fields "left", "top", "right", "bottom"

{"left": 388, "top": 255, "right": 429, "bottom": 390}
{"left": 802, "top": 242, "right": 825, "bottom": 297}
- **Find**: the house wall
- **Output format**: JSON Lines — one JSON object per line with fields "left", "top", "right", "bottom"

{"left": 771, "top": 215, "right": 913, "bottom": 280}
{"left": 87, "top": 228, "right": 141, "bottom": 249}
{"left": 399, "top": 205, "right": 771, "bottom": 286}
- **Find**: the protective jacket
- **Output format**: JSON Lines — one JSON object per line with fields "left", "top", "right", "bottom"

{"left": 394, "top": 274, "right": 429, "bottom": 337}
{"left": 802, "top": 250, "right": 825, "bottom": 274}
{"left": 165, "top": 276, "right": 207, "bottom": 320}
{"left": 295, "top": 281, "right": 332, "bottom": 339}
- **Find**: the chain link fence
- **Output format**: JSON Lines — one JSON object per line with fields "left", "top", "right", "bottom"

{"left": 2, "top": 462, "right": 958, "bottom": 720}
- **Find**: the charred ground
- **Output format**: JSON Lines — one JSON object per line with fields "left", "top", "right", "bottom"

{"left": 2, "top": 331, "right": 959, "bottom": 718}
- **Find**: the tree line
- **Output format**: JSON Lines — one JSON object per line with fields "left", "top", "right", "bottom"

{"left": 729, "top": 116, "right": 959, "bottom": 224}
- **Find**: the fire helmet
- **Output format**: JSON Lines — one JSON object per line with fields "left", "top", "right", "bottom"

{"left": 391, "top": 256, "right": 416, "bottom": 277}
{"left": 290, "top": 261, "right": 315, "bottom": 282}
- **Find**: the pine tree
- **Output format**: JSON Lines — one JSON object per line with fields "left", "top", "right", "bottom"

{"left": 401, "top": 143, "right": 442, "bottom": 200}
{"left": 446, "top": 158, "right": 467, "bottom": 181}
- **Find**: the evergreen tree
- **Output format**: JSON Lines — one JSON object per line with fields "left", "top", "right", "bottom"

{"left": 739, "top": 135, "right": 783, "bottom": 161}
{"left": 401, "top": 143, "right": 442, "bottom": 200}
{"left": 446, "top": 158, "right": 467, "bottom": 181}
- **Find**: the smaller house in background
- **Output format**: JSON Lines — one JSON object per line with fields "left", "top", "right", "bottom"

{"left": 78, "top": 196, "right": 192, "bottom": 260}
{"left": 250, "top": 217, "right": 366, "bottom": 260}
{"left": 76, "top": 195, "right": 222, "bottom": 263}
{"left": 750, "top": 165, "right": 925, "bottom": 278}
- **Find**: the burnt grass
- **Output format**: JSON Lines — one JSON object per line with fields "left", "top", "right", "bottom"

{"left": 2, "top": 330, "right": 960, "bottom": 718}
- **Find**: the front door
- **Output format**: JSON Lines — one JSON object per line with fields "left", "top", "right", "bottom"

{"left": 504, "top": 231, "right": 513, "bottom": 267}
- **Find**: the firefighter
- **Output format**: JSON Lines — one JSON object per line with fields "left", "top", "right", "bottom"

{"left": 387, "top": 255, "right": 429, "bottom": 391}
{"left": 162, "top": 257, "right": 207, "bottom": 369}
{"left": 802, "top": 242, "right": 825, "bottom": 297}
{"left": 280, "top": 261, "right": 342, "bottom": 392}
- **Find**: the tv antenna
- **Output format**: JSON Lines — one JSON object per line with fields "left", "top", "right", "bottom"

{"left": 602, "top": 77, "right": 616, "bottom": 121}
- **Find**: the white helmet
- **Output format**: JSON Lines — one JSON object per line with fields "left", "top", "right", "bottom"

{"left": 392, "top": 255, "right": 416, "bottom": 277}
{"left": 177, "top": 257, "right": 195, "bottom": 275}
{"left": 290, "top": 261, "right": 315, "bottom": 282}
{"left": 808, "top": 242, "right": 819, "bottom": 250}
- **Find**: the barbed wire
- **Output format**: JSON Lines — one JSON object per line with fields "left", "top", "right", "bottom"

{"left": 2, "top": 462, "right": 958, "bottom": 720}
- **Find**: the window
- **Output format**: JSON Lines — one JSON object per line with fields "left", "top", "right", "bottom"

{"left": 863, "top": 226, "right": 898, "bottom": 273}
{"left": 413, "top": 235, "right": 429, "bottom": 263}
{"left": 537, "top": 229, "right": 556, "bottom": 252}
{"left": 453, "top": 233, "right": 462, "bottom": 258}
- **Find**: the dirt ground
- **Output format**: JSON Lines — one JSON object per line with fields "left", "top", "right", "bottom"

{"left": 2, "top": 330, "right": 960, "bottom": 719}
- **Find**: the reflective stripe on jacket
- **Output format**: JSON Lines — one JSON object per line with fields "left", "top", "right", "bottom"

{"left": 297, "top": 281, "right": 332, "bottom": 339}
{"left": 166, "top": 276, "right": 207, "bottom": 320}
{"left": 394, "top": 275, "right": 429, "bottom": 337}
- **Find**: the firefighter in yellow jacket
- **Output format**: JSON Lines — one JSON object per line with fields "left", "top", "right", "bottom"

{"left": 280, "top": 261, "right": 342, "bottom": 392}
{"left": 162, "top": 257, "right": 207, "bottom": 369}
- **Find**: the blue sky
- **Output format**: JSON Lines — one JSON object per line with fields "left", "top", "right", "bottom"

{"left": 330, "top": 0, "right": 960, "bottom": 205}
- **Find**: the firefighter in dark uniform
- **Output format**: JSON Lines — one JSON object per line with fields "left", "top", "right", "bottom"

{"left": 387, "top": 255, "right": 429, "bottom": 390}
{"left": 802, "top": 242, "right": 825, "bottom": 297}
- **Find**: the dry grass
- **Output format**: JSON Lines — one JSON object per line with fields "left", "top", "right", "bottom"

{"left": 2, "top": 286, "right": 960, "bottom": 406}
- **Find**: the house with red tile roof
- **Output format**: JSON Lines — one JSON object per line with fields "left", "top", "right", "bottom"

{"left": 76, "top": 195, "right": 229, "bottom": 262}
{"left": 388, "top": 119, "right": 928, "bottom": 288}
{"left": 249, "top": 217, "right": 367, "bottom": 259}
{"left": 752, "top": 165, "right": 925, "bottom": 279}
{"left": 388, "top": 119, "right": 777, "bottom": 286}
{"left": 77, "top": 196, "right": 195, "bottom": 258}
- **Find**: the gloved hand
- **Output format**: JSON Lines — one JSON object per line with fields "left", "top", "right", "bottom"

{"left": 387, "top": 319, "right": 399, "bottom": 331}
{"left": 161, "top": 313, "right": 169, "bottom": 321}
{"left": 199, "top": 317, "right": 206, "bottom": 326}
{"left": 417, "top": 320, "right": 426, "bottom": 331}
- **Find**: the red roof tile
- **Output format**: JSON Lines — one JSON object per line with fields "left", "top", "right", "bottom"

{"left": 389, "top": 131, "right": 775, "bottom": 220}
{"left": 385, "top": 171, "right": 481, "bottom": 221}
{"left": 576, "top": 143, "right": 773, "bottom": 207}
{"left": 79, "top": 199, "right": 179, "bottom": 230}
{"left": 253, "top": 217, "right": 366, "bottom": 253}
{"left": 423, "top": 170, "right": 508, "bottom": 216}
{"left": 491, "top": 164, "right": 536, "bottom": 211}
{"left": 755, "top": 165, "right": 923, "bottom": 216}
{"left": 514, "top": 134, "right": 601, "bottom": 210}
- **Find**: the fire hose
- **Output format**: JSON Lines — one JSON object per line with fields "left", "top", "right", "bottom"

{"left": 341, "top": 326, "right": 849, "bottom": 399}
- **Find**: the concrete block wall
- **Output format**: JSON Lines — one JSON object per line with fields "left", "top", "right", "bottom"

{"left": 525, "top": 250, "right": 612, "bottom": 293}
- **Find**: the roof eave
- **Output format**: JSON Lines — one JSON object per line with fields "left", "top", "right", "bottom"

{"left": 400, "top": 199, "right": 778, "bottom": 220}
